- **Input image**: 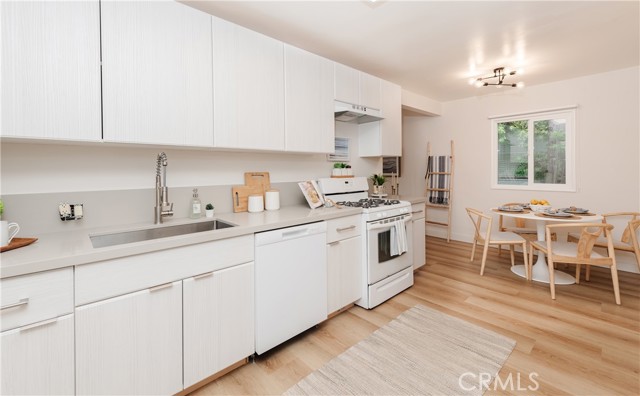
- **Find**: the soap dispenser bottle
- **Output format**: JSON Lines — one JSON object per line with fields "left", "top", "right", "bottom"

{"left": 190, "top": 188, "right": 201, "bottom": 219}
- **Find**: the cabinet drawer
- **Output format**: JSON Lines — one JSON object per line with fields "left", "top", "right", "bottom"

{"left": 411, "top": 202, "right": 426, "bottom": 220}
{"left": 76, "top": 235, "right": 253, "bottom": 306}
{"left": 1, "top": 268, "right": 73, "bottom": 332}
{"left": 326, "top": 215, "right": 362, "bottom": 243}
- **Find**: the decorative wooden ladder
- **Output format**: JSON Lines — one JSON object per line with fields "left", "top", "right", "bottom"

{"left": 425, "top": 140, "right": 454, "bottom": 242}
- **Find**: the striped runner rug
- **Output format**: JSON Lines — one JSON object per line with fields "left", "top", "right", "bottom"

{"left": 284, "top": 305, "right": 516, "bottom": 395}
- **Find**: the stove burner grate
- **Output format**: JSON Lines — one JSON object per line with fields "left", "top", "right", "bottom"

{"left": 336, "top": 198, "right": 402, "bottom": 209}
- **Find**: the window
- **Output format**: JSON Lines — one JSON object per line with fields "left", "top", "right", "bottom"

{"left": 491, "top": 107, "right": 576, "bottom": 191}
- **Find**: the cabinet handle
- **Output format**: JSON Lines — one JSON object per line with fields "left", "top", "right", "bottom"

{"left": 149, "top": 282, "right": 173, "bottom": 293}
{"left": 328, "top": 241, "right": 340, "bottom": 246}
{"left": 336, "top": 225, "right": 356, "bottom": 232}
{"left": 1, "top": 297, "right": 29, "bottom": 311}
{"left": 411, "top": 210, "right": 424, "bottom": 215}
{"left": 193, "top": 272, "right": 214, "bottom": 281}
{"left": 20, "top": 317, "right": 58, "bottom": 332}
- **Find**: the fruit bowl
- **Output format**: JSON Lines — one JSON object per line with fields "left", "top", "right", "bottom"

{"left": 529, "top": 204, "right": 552, "bottom": 212}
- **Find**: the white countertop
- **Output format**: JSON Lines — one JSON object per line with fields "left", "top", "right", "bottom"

{"left": 0, "top": 205, "right": 361, "bottom": 279}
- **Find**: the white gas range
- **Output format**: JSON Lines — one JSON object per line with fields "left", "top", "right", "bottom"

{"left": 317, "top": 177, "right": 414, "bottom": 309}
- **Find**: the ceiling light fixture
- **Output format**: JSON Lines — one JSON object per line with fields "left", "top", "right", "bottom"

{"left": 469, "top": 67, "right": 524, "bottom": 88}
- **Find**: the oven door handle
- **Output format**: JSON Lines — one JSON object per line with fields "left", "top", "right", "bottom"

{"left": 367, "top": 214, "right": 412, "bottom": 231}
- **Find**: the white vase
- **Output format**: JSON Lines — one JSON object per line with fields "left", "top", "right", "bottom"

{"left": 205, "top": 209, "right": 214, "bottom": 218}
{"left": 332, "top": 168, "right": 341, "bottom": 177}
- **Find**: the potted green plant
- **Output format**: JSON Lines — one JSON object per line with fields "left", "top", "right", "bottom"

{"left": 205, "top": 203, "right": 214, "bottom": 217}
{"left": 332, "top": 162, "right": 347, "bottom": 176}
{"left": 370, "top": 174, "right": 386, "bottom": 195}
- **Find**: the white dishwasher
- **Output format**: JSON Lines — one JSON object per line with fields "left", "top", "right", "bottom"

{"left": 255, "top": 221, "right": 327, "bottom": 355}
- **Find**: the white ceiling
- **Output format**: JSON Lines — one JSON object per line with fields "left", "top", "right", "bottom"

{"left": 183, "top": 1, "right": 640, "bottom": 102}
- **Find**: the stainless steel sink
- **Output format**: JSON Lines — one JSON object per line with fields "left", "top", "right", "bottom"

{"left": 90, "top": 220, "right": 236, "bottom": 248}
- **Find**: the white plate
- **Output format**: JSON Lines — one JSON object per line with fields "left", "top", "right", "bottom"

{"left": 498, "top": 205, "right": 524, "bottom": 212}
{"left": 541, "top": 211, "right": 573, "bottom": 218}
{"left": 559, "top": 207, "right": 589, "bottom": 214}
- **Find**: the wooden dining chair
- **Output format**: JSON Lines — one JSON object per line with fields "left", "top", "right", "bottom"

{"left": 497, "top": 202, "right": 537, "bottom": 255}
{"left": 530, "top": 223, "right": 620, "bottom": 305}
{"left": 598, "top": 212, "right": 640, "bottom": 272}
{"left": 466, "top": 208, "right": 529, "bottom": 278}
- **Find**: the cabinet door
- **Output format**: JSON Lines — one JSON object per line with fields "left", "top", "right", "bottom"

{"left": 359, "top": 72, "right": 381, "bottom": 110}
{"left": 327, "top": 236, "right": 363, "bottom": 314}
{"left": 76, "top": 281, "right": 182, "bottom": 395}
{"left": 1, "top": 314, "right": 74, "bottom": 395}
{"left": 101, "top": 1, "right": 213, "bottom": 146}
{"left": 379, "top": 80, "right": 402, "bottom": 156}
{"left": 0, "top": 1, "right": 101, "bottom": 140}
{"left": 334, "top": 63, "right": 360, "bottom": 105}
{"left": 358, "top": 79, "right": 402, "bottom": 157}
{"left": 183, "top": 262, "right": 254, "bottom": 388}
{"left": 339, "top": 236, "right": 363, "bottom": 306}
{"left": 413, "top": 218, "right": 426, "bottom": 270}
{"left": 327, "top": 242, "right": 342, "bottom": 314}
{"left": 213, "top": 17, "right": 284, "bottom": 150}
{"left": 284, "top": 45, "right": 335, "bottom": 153}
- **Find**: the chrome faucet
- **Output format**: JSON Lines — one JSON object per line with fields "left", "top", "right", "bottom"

{"left": 154, "top": 152, "right": 173, "bottom": 224}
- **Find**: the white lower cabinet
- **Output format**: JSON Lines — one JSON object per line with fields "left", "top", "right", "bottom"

{"left": 412, "top": 203, "right": 426, "bottom": 270}
{"left": 1, "top": 314, "right": 75, "bottom": 395}
{"left": 327, "top": 236, "right": 363, "bottom": 314}
{"left": 183, "top": 262, "right": 254, "bottom": 388}
{"left": 326, "top": 215, "right": 363, "bottom": 315}
{"left": 75, "top": 281, "right": 183, "bottom": 395}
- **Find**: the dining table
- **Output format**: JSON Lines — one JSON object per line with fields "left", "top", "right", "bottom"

{"left": 493, "top": 207, "right": 603, "bottom": 285}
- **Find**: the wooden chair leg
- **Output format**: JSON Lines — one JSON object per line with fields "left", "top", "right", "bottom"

{"left": 470, "top": 238, "right": 477, "bottom": 262}
{"left": 548, "top": 257, "right": 556, "bottom": 300}
{"left": 509, "top": 245, "right": 515, "bottom": 266}
{"left": 586, "top": 265, "right": 591, "bottom": 282}
{"left": 498, "top": 244, "right": 502, "bottom": 256}
{"left": 522, "top": 242, "right": 529, "bottom": 280}
{"left": 610, "top": 265, "right": 621, "bottom": 305}
{"left": 575, "top": 264, "right": 581, "bottom": 284}
{"left": 480, "top": 241, "right": 490, "bottom": 276}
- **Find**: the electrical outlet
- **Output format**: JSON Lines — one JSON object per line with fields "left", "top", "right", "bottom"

{"left": 59, "top": 203, "right": 83, "bottom": 221}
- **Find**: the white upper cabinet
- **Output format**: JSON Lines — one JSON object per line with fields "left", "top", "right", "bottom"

{"left": 101, "top": 1, "right": 213, "bottom": 146}
{"left": 0, "top": 1, "right": 101, "bottom": 141}
{"left": 284, "top": 45, "right": 335, "bottom": 153}
{"left": 213, "top": 16, "right": 285, "bottom": 151}
{"left": 334, "top": 63, "right": 381, "bottom": 110}
{"left": 359, "top": 79, "right": 402, "bottom": 157}
{"left": 334, "top": 63, "right": 360, "bottom": 105}
{"left": 359, "top": 72, "right": 382, "bottom": 110}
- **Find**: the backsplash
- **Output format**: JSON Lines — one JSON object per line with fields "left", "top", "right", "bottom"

{"left": 1, "top": 183, "right": 307, "bottom": 236}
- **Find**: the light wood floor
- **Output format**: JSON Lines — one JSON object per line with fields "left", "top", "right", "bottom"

{"left": 191, "top": 236, "right": 640, "bottom": 395}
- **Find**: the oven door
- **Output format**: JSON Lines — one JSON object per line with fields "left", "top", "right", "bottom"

{"left": 366, "top": 214, "right": 413, "bottom": 285}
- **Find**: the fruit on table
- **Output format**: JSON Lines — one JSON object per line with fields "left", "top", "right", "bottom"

{"left": 530, "top": 199, "right": 550, "bottom": 205}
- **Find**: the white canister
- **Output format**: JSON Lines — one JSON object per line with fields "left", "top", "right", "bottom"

{"left": 248, "top": 195, "right": 264, "bottom": 213}
{"left": 1, "top": 221, "right": 20, "bottom": 246}
{"left": 265, "top": 190, "right": 280, "bottom": 211}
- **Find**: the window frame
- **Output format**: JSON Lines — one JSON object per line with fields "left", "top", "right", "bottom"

{"left": 490, "top": 106, "right": 576, "bottom": 192}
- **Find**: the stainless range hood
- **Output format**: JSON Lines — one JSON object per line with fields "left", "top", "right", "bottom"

{"left": 335, "top": 100, "right": 383, "bottom": 124}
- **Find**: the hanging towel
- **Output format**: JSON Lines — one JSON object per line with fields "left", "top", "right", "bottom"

{"left": 390, "top": 219, "right": 408, "bottom": 257}
{"left": 425, "top": 155, "right": 450, "bottom": 205}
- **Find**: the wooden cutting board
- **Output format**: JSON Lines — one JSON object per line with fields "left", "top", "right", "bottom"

{"left": 244, "top": 172, "right": 271, "bottom": 195}
{"left": 232, "top": 185, "right": 263, "bottom": 213}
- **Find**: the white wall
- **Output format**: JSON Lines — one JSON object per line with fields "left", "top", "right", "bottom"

{"left": 401, "top": 66, "right": 640, "bottom": 242}
{"left": 0, "top": 122, "right": 380, "bottom": 195}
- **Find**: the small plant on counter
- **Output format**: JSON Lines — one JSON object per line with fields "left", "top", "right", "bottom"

{"left": 332, "top": 162, "right": 347, "bottom": 176}
{"left": 205, "top": 203, "right": 215, "bottom": 217}
{"left": 370, "top": 174, "right": 386, "bottom": 186}
{"left": 0, "top": 199, "right": 3, "bottom": 219}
